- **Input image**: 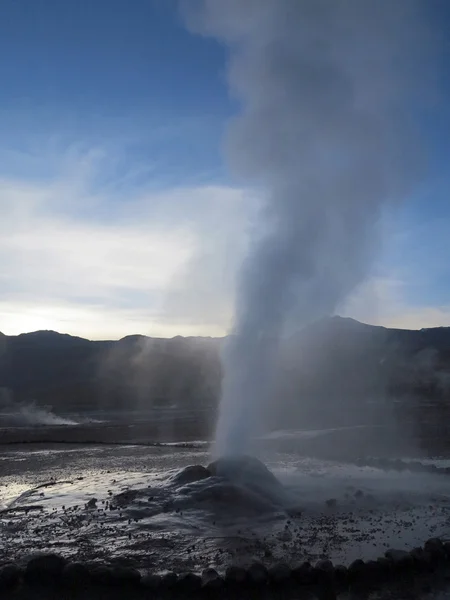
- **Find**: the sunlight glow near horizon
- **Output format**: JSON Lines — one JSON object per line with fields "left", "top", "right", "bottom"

{"left": 0, "top": 2, "right": 449, "bottom": 338}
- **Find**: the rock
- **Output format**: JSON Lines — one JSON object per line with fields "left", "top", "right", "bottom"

{"left": 268, "top": 563, "right": 292, "bottom": 585}
{"left": 316, "top": 560, "right": 334, "bottom": 586}
{"left": 25, "top": 553, "right": 67, "bottom": 584}
{"left": 62, "top": 562, "right": 90, "bottom": 587}
{"left": 177, "top": 572, "right": 201, "bottom": 592}
{"left": 317, "top": 584, "right": 337, "bottom": 600}
{"left": 171, "top": 465, "right": 211, "bottom": 486}
{"left": 0, "top": 564, "right": 22, "bottom": 589}
{"left": 247, "top": 562, "right": 268, "bottom": 585}
{"left": 293, "top": 561, "right": 316, "bottom": 585}
{"left": 225, "top": 566, "right": 247, "bottom": 585}
{"left": 354, "top": 490, "right": 364, "bottom": 499}
{"left": 443, "top": 541, "right": 450, "bottom": 559}
{"left": 385, "top": 549, "right": 413, "bottom": 569}
{"left": 409, "top": 548, "right": 433, "bottom": 571}
{"left": 333, "top": 565, "right": 348, "bottom": 587}
{"left": 89, "top": 565, "right": 114, "bottom": 586}
{"left": 316, "top": 560, "right": 334, "bottom": 573}
{"left": 347, "top": 559, "right": 365, "bottom": 581}
{"left": 202, "top": 568, "right": 223, "bottom": 590}
{"left": 141, "top": 573, "right": 162, "bottom": 591}
{"left": 424, "top": 538, "right": 445, "bottom": 559}
{"left": 160, "top": 571, "right": 178, "bottom": 589}
{"left": 376, "top": 557, "right": 392, "bottom": 576}
{"left": 86, "top": 497, "right": 97, "bottom": 509}
{"left": 111, "top": 566, "right": 141, "bottom": 587}
{"left": 325, "top": 498, "right": 337, "bottom": 508}
{"left": 111, "top": 490, "right": 139, "bottom": 508}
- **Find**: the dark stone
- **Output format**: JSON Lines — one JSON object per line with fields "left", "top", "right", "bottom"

{"left": 111, "top": 566, "right": 141, "bottom": 587}
{"left": 62, "top": 562, "right": 90, "bottom": 587}
{"left": 316, "top": 584, "right": 337, "bottom": 600}
{"left": 385, "top": 549, "right": 413, "bottom": 570}
{"left": 424, "top": 538, "right": 445, "bottom": 559}
{"left": 325, "top": 498, "right": 337, "bottom": 508}
{"left": 333, "top": 565, "right": 348, "bottom": 587}
{"left": 89, "top": 565, "right": 114, "bottom": 586}
{"left": 202, "top": 568, "right": 223, "bottom": 590}
{"left": 347, "top": 559, "right": 365, "bottom": 581}
{"left": 141, "top": 573, "right": 162, "bottom": 590}
{"left": 364, "top": 560, "right": 380, "bottom": 577}
{"left": 160, "top": 571, "right": 178, "bottom": 589}
{"left": 376, "top": 557, "right": 392, "bottom": 576}
{"left": 247, "top": 562, "right": 268, "bottom": 585}
{"left": 293, "top": 561, "right": 316, "bottom": 585}
{"left": 268, "top": 563, "right": 292, "bottom": 585}
{"left": 409, "top": 548, "right": 433, "bottom": 571}
{"left": 316, "top": 560, "right": 333, "bottom": 573}
{"left": 177, "top": 572, "right": 201, "bottom": 592}
{"left": 0, "top": 564, "right": 22, "bottom": 589}
{"left": 25, "top": 553, "right": 67, "bottom": 585}
{"left": 225, "top": 566, "right": 247, "bottom": 585}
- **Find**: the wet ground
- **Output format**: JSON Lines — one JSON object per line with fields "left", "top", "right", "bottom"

{"left": 1, "top": 424, "right": 450, "bottom": 576}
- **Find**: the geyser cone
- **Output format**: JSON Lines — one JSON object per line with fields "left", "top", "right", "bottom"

{"left": 207, "top": 455, "right": 281, "bottom": 489}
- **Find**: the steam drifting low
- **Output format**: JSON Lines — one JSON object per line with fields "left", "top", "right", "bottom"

{"left": 185, "top": 1, "right": 436, "bottom": 456}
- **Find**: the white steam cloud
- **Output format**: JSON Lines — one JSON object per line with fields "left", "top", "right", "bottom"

{"left": 184, "top": 1, "right": 437, "bottom": 456}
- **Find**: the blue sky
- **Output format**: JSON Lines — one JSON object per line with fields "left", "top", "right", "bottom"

{"left": 0, "top": 0, "right": 449, "bottom": 339}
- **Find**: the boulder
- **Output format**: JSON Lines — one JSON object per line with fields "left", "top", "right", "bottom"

{"left": 177, "top": 572, "right": 201, "bottom": 592}
{"left": 202, "top": 568, "right": 223, "bottom": 590}
{"left": 347, "top": 559, "right": 365, "bottom": 581}
{"left": 385, "top": 549, "right": 413, "bottom": 570}
{"left": 376, "top": 557, "right": 392, "bottom": 573}
{"left": 111, "top": 566, "right": 141, "bottom": 587}
{"left": 62, "top": 562, "right": 90, "bottom": 587}
{"left": 268, "top": 563, "right": 292, "bottom": 585}
{"left": 293, "top": 561, "right": 316, "bottom": 585}
{"left": 409, "top": 548, "right": 433, "bottom": 571}
{"left": 25, "top": 553, "right": 67, "bottom": 585}
{"left": 141, "top": 573, "right": 162, "bottom": 591}
{"left": 333, "top": 565, "right": 348, "bottom": 587}
{"left": 316, "top": 560, "right": 334, "bottom": 573}
{"left": 0, "top": 564, "right": 22, "bottom": 589}
{"left": 225, "top": 566, "right": 247, "bottom": 585}
{"left": 160, "top": 571, "right": 178, "bottom": 589}
{"left": 247, "top": 562, "right": 268, "bottom": 585}
{"left": 89, "top": 565, "right": 114, "bottom": 586}
{"left": 424, "top": 538, "right": 445, "bottom": 559}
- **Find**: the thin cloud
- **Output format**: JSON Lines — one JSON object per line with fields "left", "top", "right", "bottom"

{"left": 0, "top": 142, "right": 255, "bottom": 338}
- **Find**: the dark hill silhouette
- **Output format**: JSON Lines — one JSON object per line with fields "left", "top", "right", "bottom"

{"left": 0, "top": 318, "right": 449, "bottom": 434}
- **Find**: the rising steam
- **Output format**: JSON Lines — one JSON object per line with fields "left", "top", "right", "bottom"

{"left": 184, "top": 1, "right": 436, "bottom": 456}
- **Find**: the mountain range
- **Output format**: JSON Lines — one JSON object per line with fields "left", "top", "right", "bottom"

{"left": 0, "top": 317, "right": 449, "bottom": 430}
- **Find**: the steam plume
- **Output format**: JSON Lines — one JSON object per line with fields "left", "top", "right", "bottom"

{"left": 184, "top": 1, "right": 436, "bottom": 456}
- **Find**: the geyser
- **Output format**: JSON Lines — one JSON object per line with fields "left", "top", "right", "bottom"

{"left": 185, "top": 1, "right": 436, "bottom": 456}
